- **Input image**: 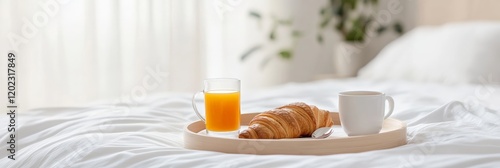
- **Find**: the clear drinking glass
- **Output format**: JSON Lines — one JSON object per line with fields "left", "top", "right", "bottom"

{"left": 192, "top": 78, "right": 241, "bottom": 137}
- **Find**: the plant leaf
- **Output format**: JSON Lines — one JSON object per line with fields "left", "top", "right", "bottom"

{"left": 393, "top": 22, "right": 404, "bottom": 34}
{"left": 278, "top": 19, "right": 292, "bottom": 25}
{"left": 345, "top": 17, "right": 365, "bottom": 42}
{"left": 341, "top": 0, "right": 356, "bottom": 9}
{"left": 278, "top": 49, "right": 292, "bottom": 59}
{"left": 351, "top": 0, "right": 357, "bottom": 9}
{"left": 320, "top": 18, "right": 330, "bottom": 29}
{"left": 346, "top": 29, "right": 363, "bottom": 41}
{"left": 317, "top": 34, "right": 324, "bottom": 44}
{"left": 330, "top": 0, "right": 339, "bottom": 5}
{"left": 292, "top": 30, "right": 302, "bottom": 38}
{"left": 269, "top": 30, "right": 276, "bottom": 41}
{"left": 330, "top": 0, "right": 337, "bottom": 6}
{"left": 335, "top": 6, "right": 344, "bottom": 17}
{"left": 376, "top": 26, "right": 387, "bottom": 34}
{"left": 240, "top": 45, "right": 262, "bottom": 61}
{"left": 260, "top": 55, "right": 273, "bottom": 69}
{"left": 335, "top": 22, "right": 343, "bottom": 32}
{"left": 249, "top": 11, "right": 261, "bottom": 19}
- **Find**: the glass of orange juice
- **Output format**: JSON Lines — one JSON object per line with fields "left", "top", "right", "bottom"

{"left": 192, "top": 78, "right": 240, "bottom": 137}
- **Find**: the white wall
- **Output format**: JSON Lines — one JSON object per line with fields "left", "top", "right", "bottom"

{"left": 210, "top": 0, "right": 417, "bottom": 91}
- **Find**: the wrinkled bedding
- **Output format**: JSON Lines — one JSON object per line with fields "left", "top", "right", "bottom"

{"left": 2, "top": 79, "right": 500, "bottom": 168}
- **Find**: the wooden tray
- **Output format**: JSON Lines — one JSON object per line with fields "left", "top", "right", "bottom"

{"left": 184, "top": 112, "right": 406, "bottom": 155}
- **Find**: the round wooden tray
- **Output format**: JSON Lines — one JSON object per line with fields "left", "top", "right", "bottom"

{"left": 184, "top": 112, "right": 406, "bottom": 155}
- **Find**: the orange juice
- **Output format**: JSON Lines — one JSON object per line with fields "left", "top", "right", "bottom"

{"left": 204, "top": 91, "right": 240, "bottom": 132}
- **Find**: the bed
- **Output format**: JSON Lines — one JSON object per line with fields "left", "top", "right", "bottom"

{"left": 3, "top": 77, "right": 500, "bottom": 167}
{"left": 3, "top": 15, "right": 500, "bottom": 168}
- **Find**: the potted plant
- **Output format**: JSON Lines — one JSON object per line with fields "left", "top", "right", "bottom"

{"left": 317, "top": 0, "right": 404, "bottom": 77}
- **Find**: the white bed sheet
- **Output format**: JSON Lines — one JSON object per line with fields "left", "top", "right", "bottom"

{"left": 2, "top": 79, "right": 500, "bottom": 168}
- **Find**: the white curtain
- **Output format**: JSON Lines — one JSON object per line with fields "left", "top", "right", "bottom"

{"left": 1, "top": 0, "right": 211, "bottom": 109}
{"left": 1, "top": 0, "right": 339, "bottom": 110}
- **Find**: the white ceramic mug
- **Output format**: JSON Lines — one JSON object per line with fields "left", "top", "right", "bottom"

{"left": 339, "top": 91, "right": 394, "bottom": 136}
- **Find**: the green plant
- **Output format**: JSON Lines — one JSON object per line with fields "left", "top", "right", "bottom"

{"left": 240, "top": 10, "right": 301, "bottom": 68}
{"left": 318, "top": 0, "right": 403, "bottom": 43}
{"left": 240, "top": 1, "right": 404, "bottom": 67}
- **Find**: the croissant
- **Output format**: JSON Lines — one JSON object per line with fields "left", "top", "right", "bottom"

{"left": 239, "top": 102, "right": 333, "bottom": 139}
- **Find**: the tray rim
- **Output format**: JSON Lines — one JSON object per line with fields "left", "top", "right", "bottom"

{"left": 184, "top": 112, "right": 407, "bottom": 155}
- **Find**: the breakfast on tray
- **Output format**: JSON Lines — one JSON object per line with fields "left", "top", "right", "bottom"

{"left": 238, "top": 102, "right": 334, "bottom": 139}
{"left": 186, "top": 87, "right": 406, "bottom": 155}
{"left": 187, "top": 79, "right": 406, "bottom": 155}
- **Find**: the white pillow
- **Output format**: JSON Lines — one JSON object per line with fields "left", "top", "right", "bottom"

{"left": 358, "top": 21, "right": 500, "bottom": 84}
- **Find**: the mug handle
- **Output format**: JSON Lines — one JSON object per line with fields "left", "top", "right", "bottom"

{"left": 384, "top": 96, "right": 394, "bottom": 119}
{"left": 191, "top": 91, "right": 206, "bottom": 122}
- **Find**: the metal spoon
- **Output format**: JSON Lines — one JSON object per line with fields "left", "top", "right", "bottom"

{"left": 311, "top": 126, "right": 334, "bottom": 139}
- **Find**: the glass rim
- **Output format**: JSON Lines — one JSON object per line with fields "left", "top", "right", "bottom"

{"left": 204, "top": 78, "right": 240, "bottom": 82}
{"left": 339, "top": 91, "right": 384, "bottom": 96}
